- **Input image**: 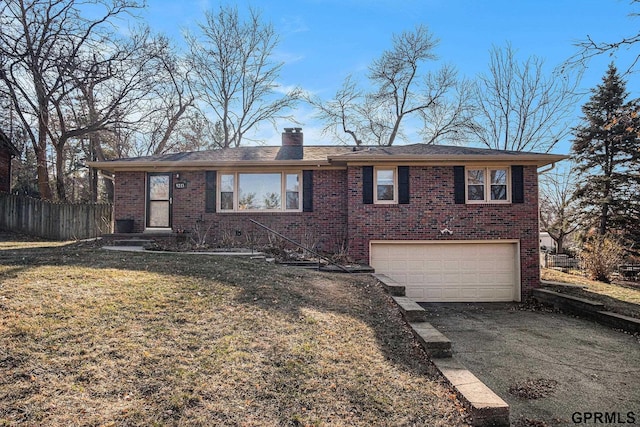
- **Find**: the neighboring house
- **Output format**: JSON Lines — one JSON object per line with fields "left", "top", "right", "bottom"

{"left": 539, "top": 231, "right": 557, "bottom": 252}
{"left": 90, "top": 128, "right": 566, "bottom": 303}
{"left": 0, "top": 129, "right": 19, "bottom": 193}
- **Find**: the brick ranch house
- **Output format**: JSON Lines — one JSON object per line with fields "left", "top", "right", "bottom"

{"left": 0, "top": 129, "right": 20, "bottom": 193}
{"left": 90, "top": 128, "right": 566, "bottom": 303}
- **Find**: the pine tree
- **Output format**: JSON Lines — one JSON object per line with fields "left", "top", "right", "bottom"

{"left": 572, "top": 63, "right": 640, "bottom": 244}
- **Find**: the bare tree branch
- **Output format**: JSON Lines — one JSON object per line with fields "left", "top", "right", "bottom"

{"left": 186, "top": 5, "right": 300, "bottom": 148}
{"left": 566, "top": 1, "right": 640, "bottom": 75}
{"left": 309, "top": 25, "right": 473, "bottom": 146}
{"left": 472, "top": 44, "right": 582, "bottom": 152}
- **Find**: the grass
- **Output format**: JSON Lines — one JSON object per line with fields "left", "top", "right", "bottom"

{"left": 0, "top": 233, "right": 469, "bottom": 426}
{"left": 541, "top": 268, "right": 640, "bottom": 318}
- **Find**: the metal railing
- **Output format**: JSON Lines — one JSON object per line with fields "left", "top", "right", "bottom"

{"left": 249, "top": 219, "right": 351, "bottom": 273}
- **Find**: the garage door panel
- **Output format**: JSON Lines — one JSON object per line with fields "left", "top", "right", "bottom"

{"left": 371, "top": 241, "right": 519, "bottom": 303}
{"left": 406, "top": 260, "right": 425, "bottom": 270}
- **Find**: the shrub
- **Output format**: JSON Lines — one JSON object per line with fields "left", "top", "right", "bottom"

{"left": 578, "top": 234, "right": 625, "bottom": 283}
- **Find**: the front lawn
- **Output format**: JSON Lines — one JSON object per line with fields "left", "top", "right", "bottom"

{"left": 0, "top": 235, "right": 468, "bottom": 426}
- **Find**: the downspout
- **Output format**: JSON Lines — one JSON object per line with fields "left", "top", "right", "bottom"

{"left": 538, "top": 162, "right": 556, "bottom": 174}
{"left": 537, "top": 162, "right": 556, "bottom": 258}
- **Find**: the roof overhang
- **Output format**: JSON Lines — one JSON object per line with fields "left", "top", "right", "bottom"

{"left": 87, "top": 159, "right": 338, "bottom": 173}
{"left": 327, "top": 153, "right": 569, "bottom": 167}
{"left": 88, "top": 151, "right": 569, "bottom": 172}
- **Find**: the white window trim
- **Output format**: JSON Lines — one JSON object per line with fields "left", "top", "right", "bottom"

{"left": 217, "top": 171, "right": 302, "bottom": 212}
{"left": 465, "top": 167, "right": 511, "bottom": 204}
{"left": 374, "top": 166, "right": 398, "bottom": 204}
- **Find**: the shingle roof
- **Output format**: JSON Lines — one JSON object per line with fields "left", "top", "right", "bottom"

{"left": 90, "top": 143, "right": 567, "bottom": 171}
{"left": 107, "top": 145, "right": 356, "bottom": 163}
{"left": 329, "top": 143, "right": 554, "bottom": 158}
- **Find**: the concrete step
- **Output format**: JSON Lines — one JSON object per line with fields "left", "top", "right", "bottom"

{"left": 392, "top": 296, "right": 427, "bottom": 322}
{"left": 593, "top": 311, "right": 640, "bottom": 334}
{"left": 432, "top": 357, "right": 510, "bottom": 426}
{"left": 111, "top": 239, "right": 154, "bottom": 247}
{"left": 409, "top": 321, "right": 452, "bottom": 358}
{"left": 532, "top": 288, "right": 605, "bottom": 312}
{"left": 533, "top": 288, "right": 640, "bottom": 334}
{"left": 373, "top": 274, "right": 406, "bottom": 296}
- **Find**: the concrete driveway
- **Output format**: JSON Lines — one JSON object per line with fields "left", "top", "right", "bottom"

{"left": 420, "top": 303, "right": 640, "bottom": 426}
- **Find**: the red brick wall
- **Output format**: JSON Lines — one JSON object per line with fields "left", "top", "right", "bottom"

{"left": 113, "top": 171, "right": 146, "bottom": 232}
{"left": 114, "top": 169, "right": 349, "bottom": 253}
{"left": 113, "top": 165, "right": 541, "bottom": 297}
{"left": 346, "top": 165, "right": 540, "bottom": 297}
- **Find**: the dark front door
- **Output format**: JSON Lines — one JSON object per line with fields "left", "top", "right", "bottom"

{"left": 146, "top": 173, "right": 172, "bottom": 229}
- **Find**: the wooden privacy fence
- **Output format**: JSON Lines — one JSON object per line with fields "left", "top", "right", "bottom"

{"left": 0, "top": 193, "right": 113, "bottom": 240}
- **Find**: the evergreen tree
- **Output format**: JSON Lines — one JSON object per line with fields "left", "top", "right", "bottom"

{"left": 572, "top": 63, "right": 640, "bottom": 244}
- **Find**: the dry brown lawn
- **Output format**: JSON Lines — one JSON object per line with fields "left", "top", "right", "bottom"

{"left": 541, "top": 268, "right": 640, "bottom": 318}
{"left": 0, "top": 233, "right": 469, "bottom": 426}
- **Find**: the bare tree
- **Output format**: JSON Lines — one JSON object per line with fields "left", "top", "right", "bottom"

{"left": 186, "top": 5, "right": 301, "bottom": 148}
{"left": 367, "top": 25, "right": 439, "bottom": 146}
{"left": 539, "top": 162, "right": 580, "bottom": 254}
{"left": 306, "top": 76, "right": 366, "bottom": 145}
{"left": 0, "top": 0, "right": 144, "bottom": 200}
{"left": 307, "top": 25, "right": 473, "bottom": 146}
{"left": 569, "top": 0, "right": 640, "bottom": 74}
{"left": 123, "top": 35, "right": 197, "bottom": 157}
{"left": 472, "top": 44, "right": 581, "bottom": 152}
{"left": 418, "top": 76, "right": 478, "bottom": 145}
{"left": 50, "top": 28, "right": 169, "bottom": 201}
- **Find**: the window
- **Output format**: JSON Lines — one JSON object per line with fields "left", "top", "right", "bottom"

{"left": 218, "top": 172, "right": 301, "bottom": 212}
{"left": 375, "top": 168, "right": 396, "bottom": 203}
{"left": 466, "top": 167, "right": 510, "bottom": 203}
{"left": 285, "top": 174, "right": 300, "bottom": 210}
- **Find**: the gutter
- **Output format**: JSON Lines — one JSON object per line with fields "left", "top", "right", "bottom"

{"left": 538, "top": 162, "right": 557, "bottom": 174}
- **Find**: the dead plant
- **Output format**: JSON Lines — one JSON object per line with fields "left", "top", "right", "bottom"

{"left": 189, "top": 219, "right": 213, "bottom": 249}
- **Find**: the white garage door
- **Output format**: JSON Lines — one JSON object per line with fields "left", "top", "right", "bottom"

{"left": 370, "top": 241, "right": 520, "bottom": 302}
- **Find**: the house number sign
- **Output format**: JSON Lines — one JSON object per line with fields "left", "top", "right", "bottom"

{"left": 175, "top": 182, "right": 187, "bottom": 189}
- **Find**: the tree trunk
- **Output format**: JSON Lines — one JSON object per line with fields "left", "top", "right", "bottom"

{"left": 93, "top": 141, "right": 114, "bottom": 203}
{"left": 556, "top": 232, "right": 565, "bottom": 255}
{"left": 35, "top": 121, "right": 52, "bottom": 200}
{"left": 599, "top": 203, "right": 609, "bottom": 235}
{"left": 54, "top": 141, "right": 66, "bottom": 201}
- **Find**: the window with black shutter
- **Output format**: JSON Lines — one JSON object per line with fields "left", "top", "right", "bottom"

{"left": 363, "top": 166, "right": 374, "bottom": 204}
{"left": 453, "top": 166, "right": 465, "bottom": 204}
{"left": 398, "top": 166, "right": 410, "bottom": 204}
{"left": 205, "top": 171, "right": 217, "bottom": 213}
{"left": 302, "top": 170, "right": 313, "bottom": 212}
{"left": 511, "top": 165, "right": 524, "bottom": 204}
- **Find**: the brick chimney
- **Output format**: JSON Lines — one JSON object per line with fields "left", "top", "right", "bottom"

{"left": 280, "top": 127, "right": 303, "bottom": 160}
{"left": 282, "top": 127, "right": 303, "bottom": 146}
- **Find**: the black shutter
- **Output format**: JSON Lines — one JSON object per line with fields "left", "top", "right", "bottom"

{"left": 302, "top": 170, "right": 313, "bottom": 212}
{"left": 205, "top": 171, "right": 217, "bottom": 213}
{"left": 363, "top": 166, "right": 374, "bottom": 204}
{"left": 453, "top": 166, "right": 465, "bottom": 204}
{"left": 511, "top": 165, "right": 524, "bottom": 204}
{"left": 398, "top": 166, "right": 410, "bottom": 204}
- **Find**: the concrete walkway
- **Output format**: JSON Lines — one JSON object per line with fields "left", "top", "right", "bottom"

{"left": 421, "top": 303, "right": 640, "bottom": 426}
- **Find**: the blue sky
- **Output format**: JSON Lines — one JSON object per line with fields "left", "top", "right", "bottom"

{"left": 139, "top": 0, "right": 639, "bottom": 154}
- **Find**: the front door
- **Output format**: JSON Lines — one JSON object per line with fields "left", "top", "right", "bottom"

{"left": 147, "top": 173, "right": 172, "bottom": 229}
